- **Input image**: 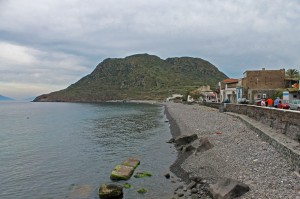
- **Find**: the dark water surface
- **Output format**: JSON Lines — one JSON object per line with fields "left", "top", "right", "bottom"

{"left": 0, "top": 102, "right": 177, "bottom": 199}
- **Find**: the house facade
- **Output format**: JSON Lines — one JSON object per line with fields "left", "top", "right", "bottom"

{"left": 285, "top": 86, "right": 300, "bottom": 101}
{"left": 198, "top": 85, "right": 217, "bottom": 102}
{"left": 242, "top": 68, "right": 286, "bottom": 103}
{"left": 219, "top": 78, "right": 239, "bottom": 103}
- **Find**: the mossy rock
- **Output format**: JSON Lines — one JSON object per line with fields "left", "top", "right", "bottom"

{"left": 137, "top": 188, "right": 147, "bottom": 194}
{"left": 123, "top": 183, "right": 132, "bottom": 189}
{"left": 99, "top": 184, "right": 123, "bottom": 199}
{"left": 110, "top": 165, "right": 134, "bottom": 180}
{"left": 134, "top": 171, "right": 152, "bottom": 178}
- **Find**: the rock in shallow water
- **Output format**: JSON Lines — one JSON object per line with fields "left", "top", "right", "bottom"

{"left": 110, "top": 158, "right": 140, "bottom": 180}
{"left": 133, "top": 171, "right": 152, "bottom": 178}
{"left": 110, "top": 165, "right": 134, "bottom": 180}
{"left": 99, "top": 184, "right": 123, "bottom": 199}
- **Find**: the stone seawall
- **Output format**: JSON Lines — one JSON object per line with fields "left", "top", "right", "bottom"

{"left": 203, "top": 102, "right": 300, "bottom": 143}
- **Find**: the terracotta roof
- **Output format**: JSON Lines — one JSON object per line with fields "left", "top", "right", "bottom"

{"left": 221, "top": 78, "right": 239, "bottom": 84}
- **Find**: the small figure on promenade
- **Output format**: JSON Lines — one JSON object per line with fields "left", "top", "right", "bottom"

{"left": 278, "top": 100, "right": 282, "bottom": 108}
{"left": 266, "top": 98, "right": 273, "bottom": 107}
{"left": 261, "top": 99, "right": 266, "bottom": 106}
{"left": 274, "top": 97, "right": 279, "bottom": 108}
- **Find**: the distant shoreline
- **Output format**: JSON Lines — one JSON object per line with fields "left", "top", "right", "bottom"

{"left": 107, "top": 99, "right": 162, "bottom": 105}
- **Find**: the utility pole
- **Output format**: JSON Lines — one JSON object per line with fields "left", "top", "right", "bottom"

{"left": 256, "top": 77, "right": 259, "bottom": 99}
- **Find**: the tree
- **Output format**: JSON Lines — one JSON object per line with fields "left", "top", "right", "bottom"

{"left": 189, "top": 90, "right": 201, "bottom": 101}
{"left": 286, "top": 68, "right": 299, "bottom": 78}
{"left": 285, "top": 68, "right": 300, "bottom": 88}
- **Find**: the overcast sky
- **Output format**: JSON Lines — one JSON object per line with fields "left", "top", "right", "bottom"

{"left": 1, "top": 0, "right": 300, "bottom": 99}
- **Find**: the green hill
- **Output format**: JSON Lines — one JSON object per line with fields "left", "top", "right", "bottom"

{"left": 34, "top": 54, "right": 227, "bottom": 102}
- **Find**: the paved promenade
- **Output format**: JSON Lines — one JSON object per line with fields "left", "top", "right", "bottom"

{"left": 165, "top": 102, "right": 300, "bottom": 199}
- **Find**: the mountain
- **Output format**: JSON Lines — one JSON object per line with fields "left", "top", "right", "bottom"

{"left": 0, "top": 95, "right": 15, "bottom": 101}
{"left": 23, "top": 97, "right": 36, "bottom": 102}
{"left": 34, "top": 54, "right": 228, "bottom": 102}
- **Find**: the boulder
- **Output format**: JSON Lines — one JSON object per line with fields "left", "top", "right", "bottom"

{"left": 174, "top": 134, "right": 198, "bottom": 146}
{"left": 209, "top": 178, "right": 250, "bottom": 199}
{"left": 164, "top": 173, "right": 171, "bottom": 179}
{"left": 186, "top": 181, "right": 197, "bottom": 189}
{"left": 196, "top": 137, "right": 214, "bottom": 153}
{"left": 166, "top": 138, "right": 175, "bottom": 143}
{"left": 182, "top": 143, "right": 196, "bottom": 152}
{"left": 99, "top": 184, "right": 123, "bottom": 199}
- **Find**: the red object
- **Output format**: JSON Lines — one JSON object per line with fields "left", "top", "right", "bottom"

{"left": 216, "top": 132, "right": 222, "bottom": 135}
{"left": 277, "top": 102, "right": 290, "bottom": 109}
{"left": 266, "top": 98, "right": 273, "bottom": 106}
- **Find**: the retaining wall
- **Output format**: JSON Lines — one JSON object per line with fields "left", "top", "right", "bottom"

{"left": 203, "top": 102, "right": 300, "bottom": 143}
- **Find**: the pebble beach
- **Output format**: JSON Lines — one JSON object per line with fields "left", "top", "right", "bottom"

{"left": 165, "top": 102, "right": 300, "bottom": 199}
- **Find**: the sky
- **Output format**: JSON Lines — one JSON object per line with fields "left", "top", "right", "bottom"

{"left": 1, "top": 0, "right": 300, "bottom": 99}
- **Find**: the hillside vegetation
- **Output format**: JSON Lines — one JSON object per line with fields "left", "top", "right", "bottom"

{"left": 34, "top": 54, "right": 227, "bottom": 102}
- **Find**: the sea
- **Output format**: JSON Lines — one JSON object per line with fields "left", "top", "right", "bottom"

{"left": 0, "top": 102, "right": 177, "bottom": 199}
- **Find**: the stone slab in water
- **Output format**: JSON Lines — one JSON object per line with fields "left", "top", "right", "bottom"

{"left": 121, "top": 157, "right": 140, "bottom": 169}
{"left": 110, "top": 158, "right": 140, "bottom": 180}
{"left": 110, "top": 165, "right": 134, "bottom": 180}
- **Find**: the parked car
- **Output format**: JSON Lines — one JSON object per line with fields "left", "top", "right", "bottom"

{"left": 238, "top": 98, "right": 249, "bottom": 104}
{"left": 289, "top": 100, "right": 300, "bottom": 110}
{"left": 277, "top": 101, "right": 290, "bottom": 109}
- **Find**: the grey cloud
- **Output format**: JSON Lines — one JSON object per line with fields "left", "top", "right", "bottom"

{"left": 1, "top": 0, "right": 300, "bottom": 98}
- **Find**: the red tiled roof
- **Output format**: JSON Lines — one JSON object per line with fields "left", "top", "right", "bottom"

{"left": 221, "top": 78, "right": 238, "bottom": 83}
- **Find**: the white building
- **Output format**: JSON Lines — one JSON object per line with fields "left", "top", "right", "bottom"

{"left": 219, "top": 78, "right": 239, "bottom": 103}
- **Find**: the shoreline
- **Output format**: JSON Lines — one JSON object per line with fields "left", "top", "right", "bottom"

{"left": 164, "top": 102, "right": 213, "bottom": 198}
{"left": 164, "top": 103, "right": 191, "bottom": 183}
{"left": 163, "top": 102, "right": 300, "bottom": 198}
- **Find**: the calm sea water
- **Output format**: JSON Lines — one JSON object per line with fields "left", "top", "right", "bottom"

{"left": 0, "top": 102, "right": 177, "bottom": 199}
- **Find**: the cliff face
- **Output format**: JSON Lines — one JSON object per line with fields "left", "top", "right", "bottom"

{"left": 34, "top": 54, "right": 228, "bottom": 102}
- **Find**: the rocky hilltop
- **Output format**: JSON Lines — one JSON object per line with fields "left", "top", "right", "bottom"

{"left": 34, "top": 54, "right": 227, "bottom": 102}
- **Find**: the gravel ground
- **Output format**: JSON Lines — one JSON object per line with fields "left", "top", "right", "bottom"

{"left": 165, "top": 102, "right": 300, "bottom": 199}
